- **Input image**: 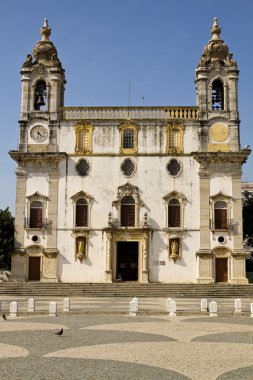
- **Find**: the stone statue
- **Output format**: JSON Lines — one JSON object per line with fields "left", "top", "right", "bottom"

{"left": 170, "top": 240, "right": 179, "bottom": 262}
{"left": 0, "top": 271, "right": 12, "bottom": 282}
{"left": 76, "top": 238, "right": 86, "bottom": 261}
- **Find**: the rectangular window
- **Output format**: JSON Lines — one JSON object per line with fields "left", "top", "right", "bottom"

{"left": 76, "top": 205, "right": 88, "bottom": 227}
{"left": 123, "top": 129, "right": 134, "bottom": 149}
{"left": 215, "top": 209, "right": 227, "bottom": 229}
{"left": 121, "top": 205, "right": 135, "bottom": 227}
{"left": 169, "top": 129, "right": 180, "bottom": 149}
{"left": 78, "top": 130, "right": 90, "bottom": 151}
{"left": 168, "top": 205, "right": 180, "bottom": 227}
{"left": 30, "top": 208, "right": 43, "bottom": 228}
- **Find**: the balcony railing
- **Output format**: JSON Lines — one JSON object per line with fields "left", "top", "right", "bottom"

{"left": 62, "top": 106, "right": 198, "bottom": 121}
{"left": 24, "top": 218, "right": 49, "bottom": 230}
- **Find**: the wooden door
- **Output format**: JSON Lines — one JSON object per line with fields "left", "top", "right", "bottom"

{"left": 215, "top": 258, "right": 228, "bottom": 282}
{"left": 28, "top": 257, "right": 41, "bottom": 281}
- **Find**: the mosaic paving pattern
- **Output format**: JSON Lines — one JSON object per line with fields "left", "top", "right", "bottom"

{"left": 0, "top": 315, "right": 253, "bottom": 379}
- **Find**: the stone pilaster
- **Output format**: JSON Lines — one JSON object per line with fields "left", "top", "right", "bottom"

{"left": 142, "top": 231, "right": 149, "bottom": 283}
{"left": 105, "top": 230, "right": 113, "bottom": 282}
{"left": 47, "top": 171, "right": 59, "bottom": 249}
{"left": 14, "top": 168, "right": 27, "bottom": 249}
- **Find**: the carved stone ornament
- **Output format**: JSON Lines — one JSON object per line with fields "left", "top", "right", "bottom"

{"left": 26, "top": 245, "right": 44, "bottom": 255}
{"left": 198, "top": 18, "right": 236, "bottom": 68}
{"left": 32, "top": 19, "right": 61, "bottom": 66}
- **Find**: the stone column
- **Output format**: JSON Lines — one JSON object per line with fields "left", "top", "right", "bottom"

{"left": 105, "top": 231, "right": 113, "bottom": 283}
{"left": 142, "top": 231, "right": 149, "bottom": 283}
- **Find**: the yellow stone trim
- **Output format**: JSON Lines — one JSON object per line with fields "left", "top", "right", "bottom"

{"left": 75, "top": 123, "right": 93, "bottom": 155}
{"left": 118, "top": 122, "right": 139, "bottom": 154}
{"left": 165, "top": 123, "right": 184, "bottom": 154}
{"left": 208, "top": 143, "right": 230, "bottom": 152}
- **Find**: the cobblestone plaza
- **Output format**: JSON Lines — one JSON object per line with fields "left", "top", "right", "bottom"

{"left": 1, "top": 300, "right": 253, "bottom": 379}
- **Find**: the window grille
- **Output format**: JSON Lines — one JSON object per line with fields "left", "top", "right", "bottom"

{"left": 76, "top": 159, "right": 90, "bottom": 177}
{"left": 123, "top": 129, "right": 134, "bottom": 149}
{"left": 78, "top": 129, "right": 90, "bottom": 151}
{"left": 169, "top": 129, "right": 180, "bottom": 149}
{"left": 167, "top": 159, "right": 182, "bottom": 177}
{"left": 121, "top": 159, "right": 136, "bottom": 177}
{"left": 121, "top": 196, "right": 135, "bottom": 226}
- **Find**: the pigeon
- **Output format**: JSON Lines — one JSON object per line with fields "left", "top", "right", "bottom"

{"left": 2, "top": 313, "right": 7, "bottom": 320}
{"left": 55, "top": 328, "right": 63, "bottom": 336}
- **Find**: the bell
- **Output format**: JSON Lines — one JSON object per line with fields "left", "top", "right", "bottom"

{"left": 36, "top": 95, "right": 45, "bottom": 106}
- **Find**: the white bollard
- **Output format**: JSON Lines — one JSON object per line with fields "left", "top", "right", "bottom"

{"left": 10, "top": 301, "right": 18, "bottom": 318}
{"left": 235, "top": 298, "right": 242, "bottom": 313}
{"left": 166, "top": 298, "right": 172, "bottom": 312}
{"left": 49, "top": 301, "right": 57, "bottom": 317}
{"left": 209, "top": 301, "right": 217, "bottom": 317}
{"left": 201, "top": 299, "right": 208, "bottom": 312}
{"left": 251, "top": 303, "right": 253, "bottom": 318}
{"left": 129, "top": 300, "right": 138, "bottom": 316}
{"left": 63, "top": 298, "right": 70, "bottom": 312}
{"left": 28, "top": 298, "right": 35, "bottom": 312}
{"left": 132, "top": 297, "right": 139, "bottom": 309}
{"left": 169, "top": 300, "right": 176, "bottom": 317}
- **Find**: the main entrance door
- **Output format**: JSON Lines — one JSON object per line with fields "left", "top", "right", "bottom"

{"left": 28, "top": 257, "right": 41, "bottom": 281}
{"left": 116, "top": 242, "right": 138, "bottom": 281}
{"left": 215, "top": 258, "right": 228, "bottom": 282}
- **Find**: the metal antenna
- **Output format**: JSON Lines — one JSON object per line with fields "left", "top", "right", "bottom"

{"left": 141, "top": 96, "right": 145, "bottom": 106}
{"left": 128, "top": 80, "right": 131, "bottom": 118}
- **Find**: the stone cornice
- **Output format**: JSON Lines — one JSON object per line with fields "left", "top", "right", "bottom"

{"left": 9, "top": 151, "right": 67, "bottom": 164}
{"left": 193, "top": 150, "right": 251, "bottom": 165}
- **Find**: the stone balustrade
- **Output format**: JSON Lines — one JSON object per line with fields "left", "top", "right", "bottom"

{"left": 62, "top": 106, "right": 198, "bottom": 121}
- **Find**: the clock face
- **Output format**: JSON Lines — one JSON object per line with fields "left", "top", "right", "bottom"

{"left": 30, "top": 125, "right": 48, "bottom": 143}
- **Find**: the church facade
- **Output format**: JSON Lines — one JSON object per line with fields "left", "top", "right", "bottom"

{"left": 10, "top": 18, "right": 250, "bottom": 283}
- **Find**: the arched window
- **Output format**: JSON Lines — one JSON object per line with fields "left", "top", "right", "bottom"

{"left": 212, "top": 79, "right": 224, "bottom": 110}
{"left": 30, "top": 201, "right": 43, "bottom": 228}
{"left": 121, "top": 196, "right": 135, "bottom": 227}
{"left": 168, "top": 199, "right": 181, "bottom": 227}
{"left": 34, "top": 80, "right": 47, "bottom": 111}
{"left": 75, "top": 199, "right": 88, "bottom": 227}
{"left": 214, "top": 201, "right": 227, "bottom": 229}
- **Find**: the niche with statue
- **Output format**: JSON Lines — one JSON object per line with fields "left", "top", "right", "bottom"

{"left": 169, "top": 238, "right": 180, "bottom": 263}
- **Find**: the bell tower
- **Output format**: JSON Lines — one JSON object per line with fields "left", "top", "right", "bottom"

{"left": 19, "top": 19, "right": 65, "bottom": 152}
{"left": 196, "top": 18, "right": 239, "bottom": 126}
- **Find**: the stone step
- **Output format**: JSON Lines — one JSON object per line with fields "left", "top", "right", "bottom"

{"left": 0, "top": 283, "right": 253, "bottom": 298}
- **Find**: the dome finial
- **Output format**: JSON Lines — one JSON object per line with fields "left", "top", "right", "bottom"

{"left": 40, "top": 18, "right": 51, "bottom": 42}
{"left": 211, "top": 17, "right": 221, "bottom": 40}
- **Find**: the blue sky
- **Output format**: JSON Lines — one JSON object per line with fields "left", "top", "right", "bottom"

{"left": 0, "top": 0, "right": 252, "bottom": 213}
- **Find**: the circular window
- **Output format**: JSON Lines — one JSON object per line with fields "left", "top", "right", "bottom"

{"left": 76, "top": 159, "right": 90, "bottom": 177}
{"left": 218, "top": 236, "right": 225, "bottom": 243}
{"left": 121, "top": 158, "right": 136, "bottom": 177}
{"left": 166, "top": 159, "right": 182, "bottom": 177}
{"left": 31, "top": 235, "right": 39, "bottom": 243}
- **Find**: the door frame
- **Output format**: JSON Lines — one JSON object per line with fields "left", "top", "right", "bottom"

{"left": 215, "top": 257, "right": 228, "bottom": 283}
{"left": 28, "top": 256, "right": 41, "bottom": 281}
{"left": 116, "top": 241, "right": 139, "bottom": 281}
